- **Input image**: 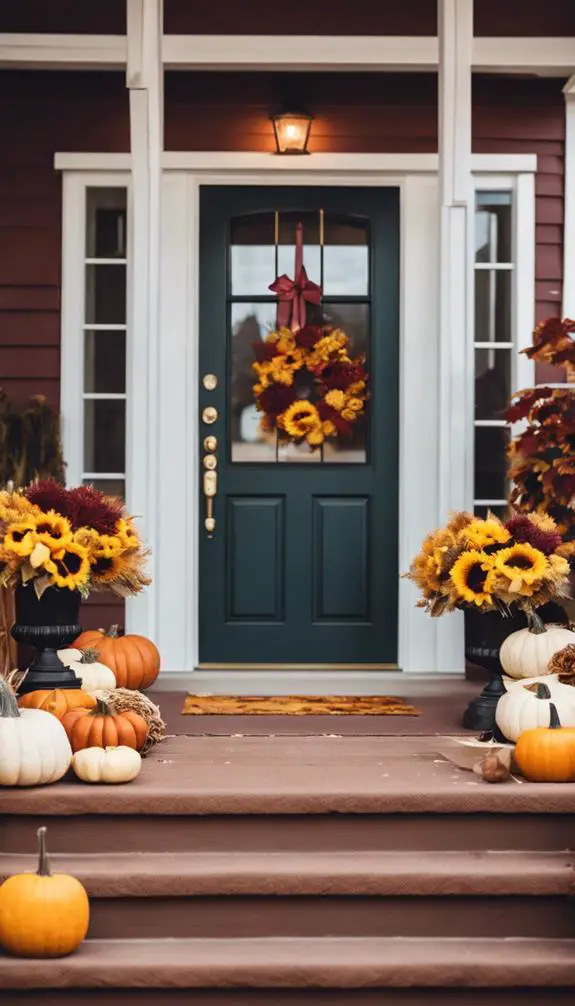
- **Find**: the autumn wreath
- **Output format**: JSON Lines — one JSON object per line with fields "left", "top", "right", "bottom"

{"left": 252, "top": 324, "right": 369, "bottom": 450}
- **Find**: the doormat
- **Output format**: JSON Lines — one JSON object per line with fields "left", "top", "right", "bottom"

{"left": 182, "top": 695, "right": 420, "bottom": 716}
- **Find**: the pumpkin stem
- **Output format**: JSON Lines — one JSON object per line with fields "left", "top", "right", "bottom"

{"left": 0, "top": 679, "right": 20, "bottom": 718}
{"left": 80, "top": 648, "right": 100, "bottom": 665}
{"left": 94, "top": 697, "right": 111, "bottom": 716}
{"left": 36, "top": 826, "right": 51, "bottom": 877}
{"left": 549, "top": 702, "right": 562, "bottom": 729}
{"left": 536, "top": 683, "right": 552, "bottom": 700}
{"left": 107, "top": 625, "right": 120, "bottom": 639}
{"left": 527, "top": 611, "right": 547, "bottom": 635}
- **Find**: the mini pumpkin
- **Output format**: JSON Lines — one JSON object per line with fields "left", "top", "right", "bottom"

{"left": 61, "top": 698, "right": 149, "bottom": 752}
{"left": 499, "top": 624, "right": 574, "bottom": 680}
{"left": 58, "top": 647, "right": 117, "bottom": 692}
{"left": 496, "top": 680, "right": 575, "bottom": 743}
{"left": 73, "top": 625, "right": 160, "bottom": 690}
{"left": 18, "top": 688, "right": 96, "bottom": 719}
{"left": 514, "top": 703, "right": 575, "bottom": 782}
{"left": 72, "top": 745, "right": 142, "bottom": 784}
{"left": 0, "top": 680, "right": 72, "bottom": 786}
{"left": 0, "top": 826, "right": 89, "bottom": 957}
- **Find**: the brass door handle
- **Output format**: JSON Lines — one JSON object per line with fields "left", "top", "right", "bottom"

{"left": 204, "top": 469, "right": 217, "bottom": 537}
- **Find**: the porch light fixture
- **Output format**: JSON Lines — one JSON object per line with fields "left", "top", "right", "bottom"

{"left": 271, "top": 112, "right": 313, "bottom": 155}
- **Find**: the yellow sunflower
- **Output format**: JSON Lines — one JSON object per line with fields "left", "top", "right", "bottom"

{"left": 449, "top": 550, "right": 494, "bottom": 606}
{"left": 324, "top": 389, "right": 346, "bottom": 411}
{"left": 460, "top": 519, "right": 511, "bottom": 549}
{"left": 116, "top": 518, "right": 139, "bottom": 551}
{"left": 341, "top": 408, "right": 359, "bottom": 422}
{"left": 92, "top": 533, "right": 125, "bottom": 559}
{"left": 280, "top": 401, "right": 322, "bottom": 440}
{"left": 44, "top": 542, "right": 90, "bottom": 590}
{"left": 269, "top": 357, "right": 297, "bottom": 386}
{"left": 276, "top": 330, "right": 297, "bottom": 354}
{"left": 307, "top": 429, "right": 325, "bottom": 447}
{"left": 346, "top": 397, "right": 364, "bottom": 413}
{"left": 34, "top": 510, "right": 73, "bottom": 551}
{"left": 3, "top": 519, "right": 38, "bottom": 557}
{"left": 73, "top": 527, "right": 101, "bottom": 555}
{"left": 90, "top": 552, "right": 130, "bottom": 584}
{"left": 322, "top": 420, "right": 337, "bottom": 437}
{"left": 493, "top": 543, "right": 548, "bottom": 588}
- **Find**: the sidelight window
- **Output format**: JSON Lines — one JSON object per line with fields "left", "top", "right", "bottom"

{"left": 472, "top": 178, "right": 535, "bottom": 518}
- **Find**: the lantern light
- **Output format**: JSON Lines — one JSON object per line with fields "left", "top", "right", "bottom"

{"left": 270, "top": 113, "right": 313, "bottom": 155}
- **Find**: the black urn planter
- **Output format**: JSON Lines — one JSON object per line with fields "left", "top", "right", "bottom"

{"left": 12, "top": 584, "right": 83, "bottom": 695}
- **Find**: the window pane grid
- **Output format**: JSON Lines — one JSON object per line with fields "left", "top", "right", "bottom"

{"left": 473, "top": 189, "right": 514, "bottom": 508}
{"left": 82, "top": 188, "right": 128, "bottom": 495}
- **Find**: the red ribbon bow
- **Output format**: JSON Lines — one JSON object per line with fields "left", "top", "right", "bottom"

{"left": 269, "top": 222, "right": 322, "bottom": 331}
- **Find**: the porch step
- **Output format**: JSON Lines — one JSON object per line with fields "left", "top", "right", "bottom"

{"left": 2, "top": 851, "right": 573, "bottom": 939}
{"left": 3, "top": 937, "right": 575, "bottom": 995}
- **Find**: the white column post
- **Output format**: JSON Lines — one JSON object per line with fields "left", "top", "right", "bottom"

{"left": 563, "top": 76, "right": 575, "bottom": 318}
{"left": 125, "top": 0, "right": 163, "bottom": 641}
{"left": 437, "top": 0, "right": 473, "bottom": 671}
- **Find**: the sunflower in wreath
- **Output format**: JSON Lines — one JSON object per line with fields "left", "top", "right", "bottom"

{"left": 252, "top": 324, "right": 369, "bottom": 450}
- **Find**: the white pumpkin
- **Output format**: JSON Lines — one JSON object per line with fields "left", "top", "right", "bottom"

{"left": 58, "top": 648, "right": 116, "bottom": 692}
{"left": 72, "top": 745, "right": 142, "bottom": 784}
{"left": 496, "top": 680, "right": 575, "bottom": 742}
{"left": 0, "top": 681, "right": 72, "bottom": 786}
{"left": 499, "top": 624, "right": 574, "bottom": 680}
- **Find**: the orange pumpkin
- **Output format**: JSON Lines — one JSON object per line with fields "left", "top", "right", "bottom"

{"left": 73, "top": 625, "right": 160, "bottom": 690}
{"left": 18, "top": 688, "right": 97, "bottom": 719}
{"left": 61, "top": 699, "right": 149, "bottom": 753}
{"left": 0, "top": 826, "right": 89, "bottom": 957}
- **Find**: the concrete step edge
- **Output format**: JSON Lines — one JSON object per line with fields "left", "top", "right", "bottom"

{"left": 3, "top": 937, "right": 575, "bottom": 990}
{"left": 1, "top": 851, "right": 573, "bottom": 897}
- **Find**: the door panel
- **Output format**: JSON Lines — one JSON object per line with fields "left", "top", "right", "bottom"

{"left": 199, "top": 186, "right": 399, "bottom": 666}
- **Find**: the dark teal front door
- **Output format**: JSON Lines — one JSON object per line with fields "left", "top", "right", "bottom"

{"left": 199, "top": 186, "right": 399, "bottom": 666}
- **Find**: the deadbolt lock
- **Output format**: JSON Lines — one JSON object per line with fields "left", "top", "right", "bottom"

{"left": 203, "top": 454, "right": 217, "bottom": 470}
{"left": 203, "top": 435, "right": 217, "bottom": 452}
{"left": 202, "top": 406, "right": 218, "bottom": 425}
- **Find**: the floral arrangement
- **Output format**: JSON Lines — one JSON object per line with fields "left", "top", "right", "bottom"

{"left": 406, "top": 510, "right": 570, "bottom": 619}
{"left": 0, "top": 480, "right": 150, "bottom": 598}
{"left": 252, "top": 324, "right": 368, "bottom": 450}
{"left": 506, "top": 317, "right": 575, "bottom": 557}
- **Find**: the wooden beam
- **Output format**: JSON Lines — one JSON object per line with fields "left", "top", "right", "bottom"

{"left": 563, "top": 76, "right": 575, "bottom": 318}
{"left": 1, "top": 32, "right": 573, "bottom": 76}
{"left": 125, "top": 0, "right": 163, "bottom": 641}
{"left": 437, "top": 0, "right": 473, "bottom": 671}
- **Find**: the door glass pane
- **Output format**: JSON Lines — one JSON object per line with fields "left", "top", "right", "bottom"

{"left": 229, "top": 209, "right": 370, "bottom": 465}
{"left": 475, "top": 192, "right": 512, "bottom": 263}
{"left": 84, "top": 400, "right": 126, "bottom": 473}
{"left": 474, "top": 269, "right": 512, "bottom": 343}
{"left": 84, "top": 330, "right": 126, "bottom": 393}
{"left": 475, "top": 347, "right": 511, "bottom": 420}
{"left": 474, "top": 426, "right": 510, "bottom": 500}
{"left": 230, "top": 213, "right": 276, "bottom": 296}
{"left": 323, "top": 215, "right": 369, "bottom": 296}
{"left": 85, "top": 264, "right": 127, "bottom": 325}
{"left": 86, "top": 188, "right": 127, "bottom": 259}
{"left": 83, "top": 478, "right": 125, "bottom": 500}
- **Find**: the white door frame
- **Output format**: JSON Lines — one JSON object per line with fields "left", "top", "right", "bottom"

{"left": 158, "top": 164, "right": 444, "bottom": 674}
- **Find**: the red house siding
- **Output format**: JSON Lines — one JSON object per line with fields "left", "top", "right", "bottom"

{"left": 0, "top": 70, "right": 129, "bottom": 633}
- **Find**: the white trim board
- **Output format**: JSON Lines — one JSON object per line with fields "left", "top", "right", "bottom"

{"left": 2, "top": 33, "right": 574, "bottom": 76}
{"left": 54, "top": 152, "right": 538, "bottom": 174}
{"left": 563, "top": 76, "right": 575, "bottom": 318}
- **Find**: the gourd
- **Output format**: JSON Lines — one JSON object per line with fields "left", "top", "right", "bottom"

{"left": 58, "top": 647, "right": 117, "bottom": 692}
{"left": 499, "top": 623, "right": 574, "bottom": 680}
{"left": 61, "top": 698, "right": 149, "bottom": 752}
{"left": 0, "top": 680, "right": 72, "bottom": 786}
{"left": 72, "top": 745, "right": 142, "bottom": 784}
{"left": 0, "top": 826, "right": 89, "bottom": 956}
{"left": 514, "top": 704, "right": 575, "bottom": 782}
{"left": 496, "top": 681, "right": 575, "bottom": 743}
{"left": 502, "top": 673, "right": 575, "bottom": 710}
{"left": 73, "top": 625, "right": 160, "bottom": 690}
{"left": 18, "top": 688, "right": 97, "bottom": 718}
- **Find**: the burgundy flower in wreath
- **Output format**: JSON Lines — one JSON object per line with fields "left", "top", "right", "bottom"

{"left": 252, "top": 340, "right": 279, "bottom": 364}
{"left": 257, "top": 384, "right": 298, "bottom": 418}
{"left": 321, "top": 359, "right": 368, "bottom": 392}
{"left": 294, "top": 325, "right": 323, "bottom": 351}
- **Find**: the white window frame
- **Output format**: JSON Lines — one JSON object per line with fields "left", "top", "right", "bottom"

{"left": 60, "top": 171, "right": 131, "bottom": 492}
{"left": 469, "top": 172, "right": 536, "bottom": 514}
